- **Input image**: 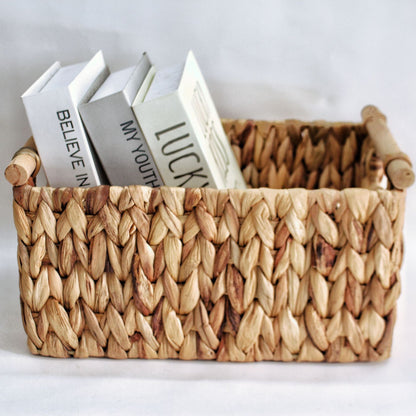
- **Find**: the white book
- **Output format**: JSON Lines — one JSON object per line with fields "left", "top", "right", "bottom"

{"left": 22, "top": 51, "right": 109, "bottom": 187}
{"left": 132, "top": 51, "right": 246, "bottom": 189}
{"left": 79, "top": 53, "right": 163, "bottom": 187}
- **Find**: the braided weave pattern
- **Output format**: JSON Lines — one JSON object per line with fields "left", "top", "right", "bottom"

{"left": 13, "top": 120, "right": 405, "bottom": 361}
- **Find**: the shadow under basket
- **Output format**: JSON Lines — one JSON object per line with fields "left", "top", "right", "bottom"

{"left": 5, "top": 105, "right": 414, "bottom": 362}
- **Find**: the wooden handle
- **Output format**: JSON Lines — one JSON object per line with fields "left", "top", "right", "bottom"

{"left": 4, "top": 137, "right": 40, "bottom": 186}
{"left": 361, "top": 105, "right": 414, "bottom": 190}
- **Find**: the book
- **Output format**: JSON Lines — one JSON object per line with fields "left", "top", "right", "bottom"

{"left": 79, "top": 53, "right": 163, "bottom": 187}
{"left": 132, "top": 51, "right": 247, "bottom": 189}
{"left": 22, "top": 51, "right": 109, "bottom": 188}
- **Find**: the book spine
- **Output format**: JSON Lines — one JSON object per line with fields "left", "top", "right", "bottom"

{"left": 22, "top": 90, "right": 103, "bottom": 188}
{"left": 133, "top": 92, "right": 217, "bottom": 188}
{"left": 182, "top": 84, "right": 247, "bottom": 190}
{"left": 79, "top": 93, "right": 163, "bottom": 187}
{"left": 179, "top": 52, "right": 246, "bottom": 189}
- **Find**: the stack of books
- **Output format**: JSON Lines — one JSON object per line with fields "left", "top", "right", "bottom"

{"left": 22, "top": 50, "right": 246, "bottom": 190}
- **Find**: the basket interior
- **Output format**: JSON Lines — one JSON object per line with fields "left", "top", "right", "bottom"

{"left": 223, "top": 120, "right": 384, "bottom": 190}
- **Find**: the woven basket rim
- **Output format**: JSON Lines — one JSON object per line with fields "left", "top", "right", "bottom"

{"left": 17, "top": 183, "right": 405, "bottom": 195}
{"left": 222, "top": 117, "right": 363, "bottom": 126}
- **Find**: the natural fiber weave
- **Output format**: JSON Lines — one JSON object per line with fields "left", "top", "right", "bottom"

{"left": 12, "top": 118, "right": 407, "bottom": 361}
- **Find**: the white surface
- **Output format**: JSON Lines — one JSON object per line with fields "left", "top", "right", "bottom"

{"left": 1, "top": 1, "right": 415, "bottom": 414}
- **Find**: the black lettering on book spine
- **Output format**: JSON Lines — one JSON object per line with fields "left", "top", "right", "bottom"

{"left": 155, "top": 122, "right": 210, "bottom": 188}
{"left": 56, "top": 110, "right": 90, "bottom": 186}
{"left": 75, "top": 173, "right": 90, "bottom": 187}
{"left": 120, "top": 120, "right": 162, "bottom": 187}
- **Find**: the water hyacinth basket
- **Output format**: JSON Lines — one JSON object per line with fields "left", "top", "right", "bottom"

{"left": 5, "top": 105, "right": 414, "bottom": 362}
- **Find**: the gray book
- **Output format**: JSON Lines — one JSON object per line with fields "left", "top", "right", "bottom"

{"left": 79, "top": 53, "right": 163, "bottom": 187}
{"left": 22, "top": 51, "right": 109, "bottom": 187}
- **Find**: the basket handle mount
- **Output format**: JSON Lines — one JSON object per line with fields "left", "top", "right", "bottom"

{"left": 4, "top": 137, "right": 40, "bottom": 186}
{"left": 362, "top": 105, "right": 414, "bottom": 190}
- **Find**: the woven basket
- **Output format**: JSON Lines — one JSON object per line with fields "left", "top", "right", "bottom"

{"left": 5, "top": 105, "right": 413, "bottom": 362}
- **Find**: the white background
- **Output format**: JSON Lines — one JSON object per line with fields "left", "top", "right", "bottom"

{"left": 1, "top": 1, "right": 416, "bottom": 414}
